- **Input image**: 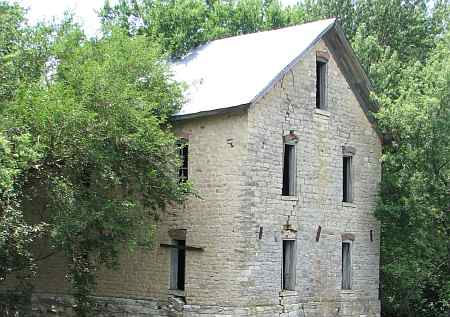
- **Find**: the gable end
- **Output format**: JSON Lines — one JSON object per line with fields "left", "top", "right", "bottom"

{"left": 324, "top": 24, "right": 378, "bottom": 118}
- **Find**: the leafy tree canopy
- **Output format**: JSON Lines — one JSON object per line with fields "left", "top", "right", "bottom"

{"left": 374, "top": 30, "right": 450, "bottom": 317}
{"left": 0, "top": 2, "right": 52, "bottom": 104}
{"left": 1, "top": 3, "right": 190, "bottom": 315}
{"left": 100, "top": 0, "right": 308, "bottom": 58}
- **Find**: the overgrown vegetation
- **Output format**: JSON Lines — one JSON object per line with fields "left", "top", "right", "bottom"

{"left": 1, "top": 0, "right": 449, "bottom": 316}
{"left": 1, "top": 2, "right": 189, "bottom": 316}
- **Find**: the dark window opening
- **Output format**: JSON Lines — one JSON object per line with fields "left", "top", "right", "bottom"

{"left": 343, "top": 156, "right": 352, "bottom": 202}
{"left": 316, "top": 60, "right": 327, "bottom": 109}
{"left": 170, "top": 239, "right": 186, "bottom": 290}
{"left": 282, "top": 240, "right": 296, "bottom": 290}
{"left": 179, "top": 143, "right": 188, "bottom": 182}
{"left": 282, "top": 144, "right": 296, "bottom": 196}
{"left": 342, "top": 242, "right": 352, "bottom": 289}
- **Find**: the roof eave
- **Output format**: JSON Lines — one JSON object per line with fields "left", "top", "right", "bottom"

{"left": 171, "top": 103, "right": 250, "bottom": 121}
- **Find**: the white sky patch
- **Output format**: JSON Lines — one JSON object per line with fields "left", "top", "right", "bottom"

{"left": 15, "top": 0, "right": 301, "bottom": 37}
{"left": 17, "top": 0, "right": 118, "bottom": 37}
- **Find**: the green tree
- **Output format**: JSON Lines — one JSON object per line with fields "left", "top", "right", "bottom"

{"left": 0, "top": 2, "right": 51, "bottom": 105}
{"left": 374, "top": 30, "right": 450, "bottom": 317}
{"left": 99, "top": 0, "right": 443, "bottom": 64}
{"left": 304, "top": 0, "right": 437, "bottom": 60}
{"left": 100, "top": 0, "right": 307, "bottom": 58}
{"left": 1, "top": 10, "right": 190, "bottom": 317}
{"left": 0, "top": 132, "right": 47, "bottom": 314}
{"left": 0, "top": 3, "right": 53, "bottom": 313}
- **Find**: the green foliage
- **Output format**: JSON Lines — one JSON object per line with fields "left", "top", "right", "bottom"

{"left": 1, "top": 7, "right": 190, "bottom": 316}
{"left": 100, "top": 0, "right": 307, "bottom": 58}
{"left": 0, "top": 133, "right": 46, "bottom": 281}
{"left": 0, "top": 2, "right": 52, "bottom": 105}
{"left": 302, "top": 0, "right": 439, "bottom": 63}
{"left": 0, "top": 132, "right": 47, "bottom": 314}
{"left": 0, "top": 6, "right": 54, "bottom": 314}
{"left": 0, "top": 288, "right": 33, "bottom": 316}
{"left": 374, "top": 31, "right": 450, "bottom": 317}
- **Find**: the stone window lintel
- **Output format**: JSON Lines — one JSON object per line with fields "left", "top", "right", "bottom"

{"left": 341, "top": 233, "right": 355, "bottom": 241}
{"left": 316, "top": 50, "right": 330, "bottom": 61}
{"left": 168, "top": 229, "right": 186, "bottom": 241}
{"left": 342, "top": 145, "right": 356, "bottom": 156}
{"left": 283, "top": 130, "right": 299, "bottom": 144}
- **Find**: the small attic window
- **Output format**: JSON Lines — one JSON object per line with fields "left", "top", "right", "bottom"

{"left": 316, "top": 58, "right": 328, "bottom": 109}
{"left": 178, "top": 140, "right": 188, "bottom": 182}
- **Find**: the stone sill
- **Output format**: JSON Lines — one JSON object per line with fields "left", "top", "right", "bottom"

{"left": 340, "top": 290, "right": 355, "bottom": 295}
{"left": 342, "top": 202, "right": 356, "bottom": 208}
{"left": 281, "top": 195, "right": 298, "bottom": 201}
{"left": 314, "top": 108, "right": 331, "bottom": 117}
{"left": 279, "top": 290, "right": 298, "bottom": 297}
{"left": 168, "top": 289, "right": 185, "bottom": 297}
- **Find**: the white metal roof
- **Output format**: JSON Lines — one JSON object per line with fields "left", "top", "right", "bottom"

{"left": 171, "top": 18, "right": 336, "bottom": 118}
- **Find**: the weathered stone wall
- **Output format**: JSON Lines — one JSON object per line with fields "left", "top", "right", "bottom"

{"left": 30, "top": 293, "right": 167, "bottom": 316}
{"left": 242, "top": 38, "right": 382, "bottom": 317}
{"left": 168, "top": 109, "right": 250, "bottom": 306}
{"left": 28, "top": 293, "right": 280, "bottom": 316}
{"left": 4, "top": 37, "right": 381, "bottom": 317}
{"left": 16, "top": 109, "right": 252, "bottom": 316}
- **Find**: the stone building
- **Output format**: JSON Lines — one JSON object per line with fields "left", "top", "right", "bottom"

{"left": 29, "top": 18, "right": 382, "bottom": 316}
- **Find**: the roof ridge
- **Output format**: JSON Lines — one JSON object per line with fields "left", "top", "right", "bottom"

{"left": 201, "top": 18, "right": 336, "bottom": 46}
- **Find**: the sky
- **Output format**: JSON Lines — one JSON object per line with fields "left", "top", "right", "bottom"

{"left": 17, "top": 0, "right": 116, "bottom": 37}
{"left": 17, "top": 0, "right": 300, "bottom": 37}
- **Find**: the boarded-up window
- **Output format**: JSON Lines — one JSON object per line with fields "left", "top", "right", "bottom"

{"left": 316, "top": 60, "right": 327, "bottom": 109}
{"left": 282, "top": 144, "right": 296, "bottom": 196}
{"left": 343, "top": 156, "right": 352, "bottom": 202}
{"left": 342, "top": 241, "right": 352, "bottom": 289}
{"left": 170, "top": 239, "right": 186, "bottom": 290}
{"left": 282, "top": 240, "right": 296, "bottom": 290}
{"left": 178, "top": 142, "right": 188, "bottom": 182}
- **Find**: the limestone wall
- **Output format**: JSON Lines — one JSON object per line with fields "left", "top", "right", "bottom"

{"left": 169, "top": 109, "right": 250, "bottom": 306}
{"left": 19, "top": 109, "right": 252, "bottom": 316}
{"left": 243, "top": 38, "right": 382, "bottom": 317}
